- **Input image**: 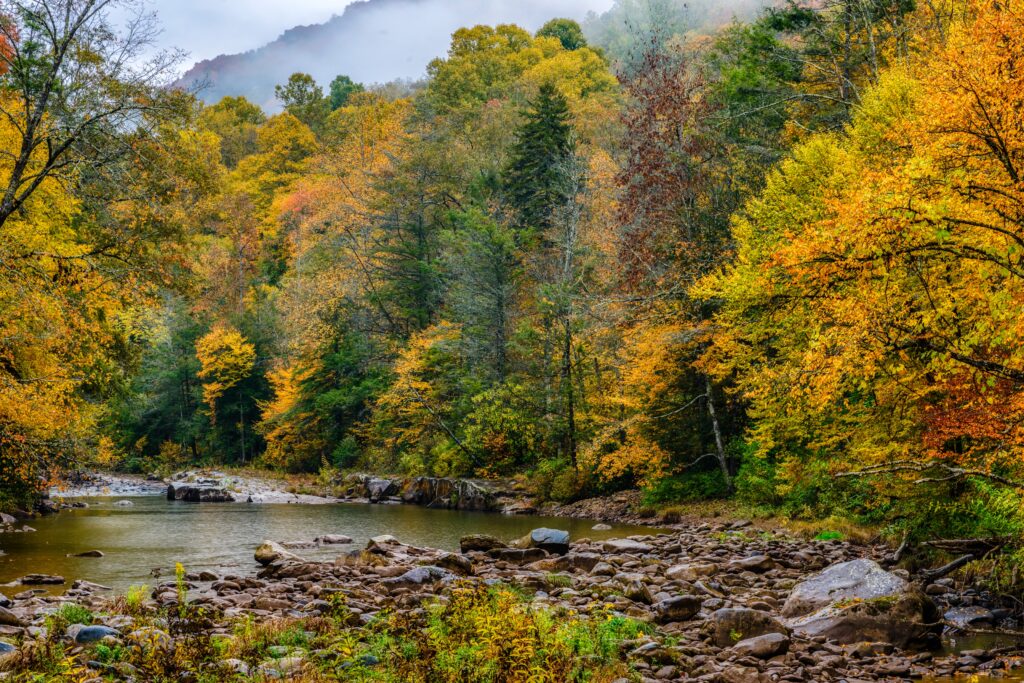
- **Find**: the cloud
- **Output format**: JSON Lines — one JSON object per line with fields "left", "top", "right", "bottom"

{"left": 128, "top": 0, "right": 614, "bottom": 64}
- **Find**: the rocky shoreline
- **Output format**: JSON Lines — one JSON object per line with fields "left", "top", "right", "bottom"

{"left": 0, "top": 518, "right": 1021, "bottom": 681}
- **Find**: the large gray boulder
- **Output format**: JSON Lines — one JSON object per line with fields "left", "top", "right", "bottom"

{"left": 783, "top": 559, "right": 939, "bottom": 647}
{"left": 782, "top": 558, "right": 908, "bottom": 617}
{"left": 528, "top": 528, "right": 570, "bottom": 555}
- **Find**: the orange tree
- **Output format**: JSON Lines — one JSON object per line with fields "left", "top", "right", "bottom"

{"left": 700, "top": 0, "right": 1024, "bottom": 534}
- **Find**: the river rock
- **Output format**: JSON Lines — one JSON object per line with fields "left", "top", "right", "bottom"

{"left": 591, "top": 523, "right": 612, "bottom": 531}
{"left": 781, "top": 558, "right": 908, "bottom": 617}
{"left": 666, "top": 562, "right": 718, "bottom": 582}
{"left": 528, "top": 528, "right": 570, "bottom": 555}
{"left": 731, "top": 632, "right": 790, "bottom": 659}
{"left": 167, "top": 482, "right": 234, "bottom": 503}
{"left": 74, "top": 625, "right": 119, "bottom": 643}
{"left": 70, "top": 550, "right": 104, "bottom": 558}
{"left": 0, "top": 595, "right": 10, "bottom": 608}
{"left": 432, "top": 552, "right": 473, "bottom": 576}
{"left": 782, "top": 558, "right": 939, "bottom": 647}
{"left": 602, "top": 538, "right": 653, "bottom": 554}
{"left": 944, "top": 606, "right": 995, "bottom": 629}
{"left": 315, "top": 534, "right": 353, "bottom": 545}
{"left": 728, "top": 554, "right": 775, "bottom": 573}
{"left": 654, "top": 595, "right": 702, "bottom": 623}
{"left": 254, "top": 541, "right": 303, "bottom": 566}
{"left": 460, "top": 534, "right": 507, "bottom": 553}
{"left": 0, "top": 607, "right": 23, "bottom": 627}
{"left": 0, "top": 641, "right": 15, "bottom": 656}
{"left": 0, "top": 513, "right": 16, "bottom": 525}
{"left": 383, "top": 566, "right": 453, "bottom": 588}
{"left": 114, "top": 500, "right": 133, "bottom": 507}
{"left": 18, "top": 574, "right": 64, "bottom": 585}
{"left": 487, "top": 547, "right": 547, "bottom": 564}
{"left": 703, "top": 608, "right": 789, "bottom": 647}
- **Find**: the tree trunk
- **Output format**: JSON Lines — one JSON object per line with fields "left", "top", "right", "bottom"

{"left": 705, "top": 376, "right": 733, "bottom": 493}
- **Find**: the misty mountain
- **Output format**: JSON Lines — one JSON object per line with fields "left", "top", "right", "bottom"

{"left": 176, "top": 0, "right": 614, "bottom": 110}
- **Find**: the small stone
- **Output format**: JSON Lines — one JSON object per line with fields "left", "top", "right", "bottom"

{"left": 654, "top": 595, "right": 702, "bottom": 623}
{"left": 602, "top": 538, "right": 653, "bottom": 554}
{"left": 731, "top": 632, "right": 791, "bottom": 659}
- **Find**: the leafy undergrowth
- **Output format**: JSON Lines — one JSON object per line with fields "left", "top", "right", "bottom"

{"left": 3, "top": 583, "right": 646, "bottom": 682}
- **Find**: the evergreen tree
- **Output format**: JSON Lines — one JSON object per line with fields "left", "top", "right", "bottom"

{"left": 505, "top": 83, "right": 575, "bottom": 236}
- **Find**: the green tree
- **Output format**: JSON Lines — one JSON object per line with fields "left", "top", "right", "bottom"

{"left": 505, "top": 83, "right": 575, "bottom": 235}
{"left": 329, "top": 74, "right": 365, "bottom": 110}
{"left": 537, "top": 18, "right": 588, "bottom": 50}
{"left": 274, "top": 72, "right": 329, "bottom": 133}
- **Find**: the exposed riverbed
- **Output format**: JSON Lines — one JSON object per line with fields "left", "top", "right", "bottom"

{"left": 0, "top": 495, "right": 657, "bottom": 594}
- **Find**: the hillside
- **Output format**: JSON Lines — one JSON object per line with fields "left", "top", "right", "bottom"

{"left": 176, "top": 0, "right": 611, "bottom": 109}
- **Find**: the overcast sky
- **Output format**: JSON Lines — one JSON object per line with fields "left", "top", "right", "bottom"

{"left": 135, "top": 0, "right": 615, "bottom": 64}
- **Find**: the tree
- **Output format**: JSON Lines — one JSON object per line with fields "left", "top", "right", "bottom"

{"left": 537, "top": 18, "right": 588, "bottom": 50}
{"left": 505, "top": 83, "right": 575, "bottom": 235}
{"left": 699, "top": 0, "right": 1024, "bottom": 524}
{"left": 274, "top": 72, "right": 329, "bottom": 133}
{"left": 329, "top": 74, "right": 365, "bottom": 110}
{"left": 0, "top": 0, "right": 185, "bottom": 230}
{"left": 199, "top": 96, "right": 267, "bottom": 168}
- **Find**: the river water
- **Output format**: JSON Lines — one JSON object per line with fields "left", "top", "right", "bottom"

{"left": 0, "top": 496, "right": 658, "bottom": 594}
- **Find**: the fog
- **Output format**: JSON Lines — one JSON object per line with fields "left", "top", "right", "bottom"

{"left": 172, "top": 0, "right": 769, "bottom": 110}
{"left": 176, "top": 0, "right": 617, "bottom": 108}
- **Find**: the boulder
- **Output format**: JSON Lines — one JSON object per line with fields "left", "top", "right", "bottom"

{"left": 74, "top": 625, "right": 119, "bottom": 643}
{"left": 703, "top": 608, "right": 789, "bottom": 648}
{"left": 654, "top": 595, "right": 702, "bottom": 623}
{"left": 731, "top": 633, "right": 790, "bottom": 659}
{"left": 602, "top": 538, "right": 653, "bottom": 554}
{"left": 254, "top": 541, "right": 303, "bottom": 566}
{"left": 460, "top": 534, "right": 507, "bottom": 553}
{"left": 786, "top": 592, "right": 939, "bottom": 647}
{"left": 781, "top": 558, "right": 908, "bottom": 617}
{"left": 528, "top": 528, "right": 570, "bottom": 555}
{"left": 0, "top": 607, "right": 23, "bottom": 627}
{"left": 167, "top": 483, "right": 234, "bottom": 503}
{"left": 432, "top": 552, "right": 474, "bottom": 576}
{"left": 782, "top": 558, "right": 939, "bottom": 647}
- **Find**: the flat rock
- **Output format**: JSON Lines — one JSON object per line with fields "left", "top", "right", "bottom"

{"left": 944, "top": 606, "right": 995, "bottom": 629}
{"left": 460, "top": 534, "right": 507, "bottom": 553}
{"left": 729, "top": 555, "right": 775, "bottom": 573}
{"left": 666, "top": 562, "right": 717, "bottom": 582}
{"left": 602, "top": 538, "right": 653, "bottom": 554}
{"left": 18, "top": 574, "right": 64, "bottom": 585}
{"left": 316, "top": 534, "right": 353, "bottom": 545}
{"left": 731, "top": 632, "right": 790, "bottom": 659}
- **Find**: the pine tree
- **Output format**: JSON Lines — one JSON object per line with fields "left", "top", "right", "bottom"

{"left": 505, "top": 83, "right": 575, "bottom": 236}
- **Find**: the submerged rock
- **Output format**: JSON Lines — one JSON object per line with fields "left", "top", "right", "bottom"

{"left": 254, "top": 541, "right": 303, "bottom": 566}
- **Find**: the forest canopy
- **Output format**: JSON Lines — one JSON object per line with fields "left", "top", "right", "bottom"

{"left": 2, "top": 0, "right": 1023, "bottom": 544}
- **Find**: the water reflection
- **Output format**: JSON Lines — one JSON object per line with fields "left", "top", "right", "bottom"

{"left": 0, "top": 496, "right": 660, "bottom": 593}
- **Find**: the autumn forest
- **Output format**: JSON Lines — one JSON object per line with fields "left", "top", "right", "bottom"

{"left": 2, "top": 0, "right": 1024, "bottom": 549}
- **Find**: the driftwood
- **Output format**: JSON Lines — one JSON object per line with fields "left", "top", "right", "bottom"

{"left": 925, "top": 536, "right": 1012, "bottom": 557}
{"left": 920, "top": 554, "right": 975, "bottom": 581}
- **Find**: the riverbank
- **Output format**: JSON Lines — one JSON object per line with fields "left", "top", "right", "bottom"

{"left": 0, "top": 519, "right": 1021, "bottom": 681}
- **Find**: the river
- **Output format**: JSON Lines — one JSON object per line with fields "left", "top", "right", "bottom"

{"left": 0, "top": 495, "right": 657, "bottom": 594}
